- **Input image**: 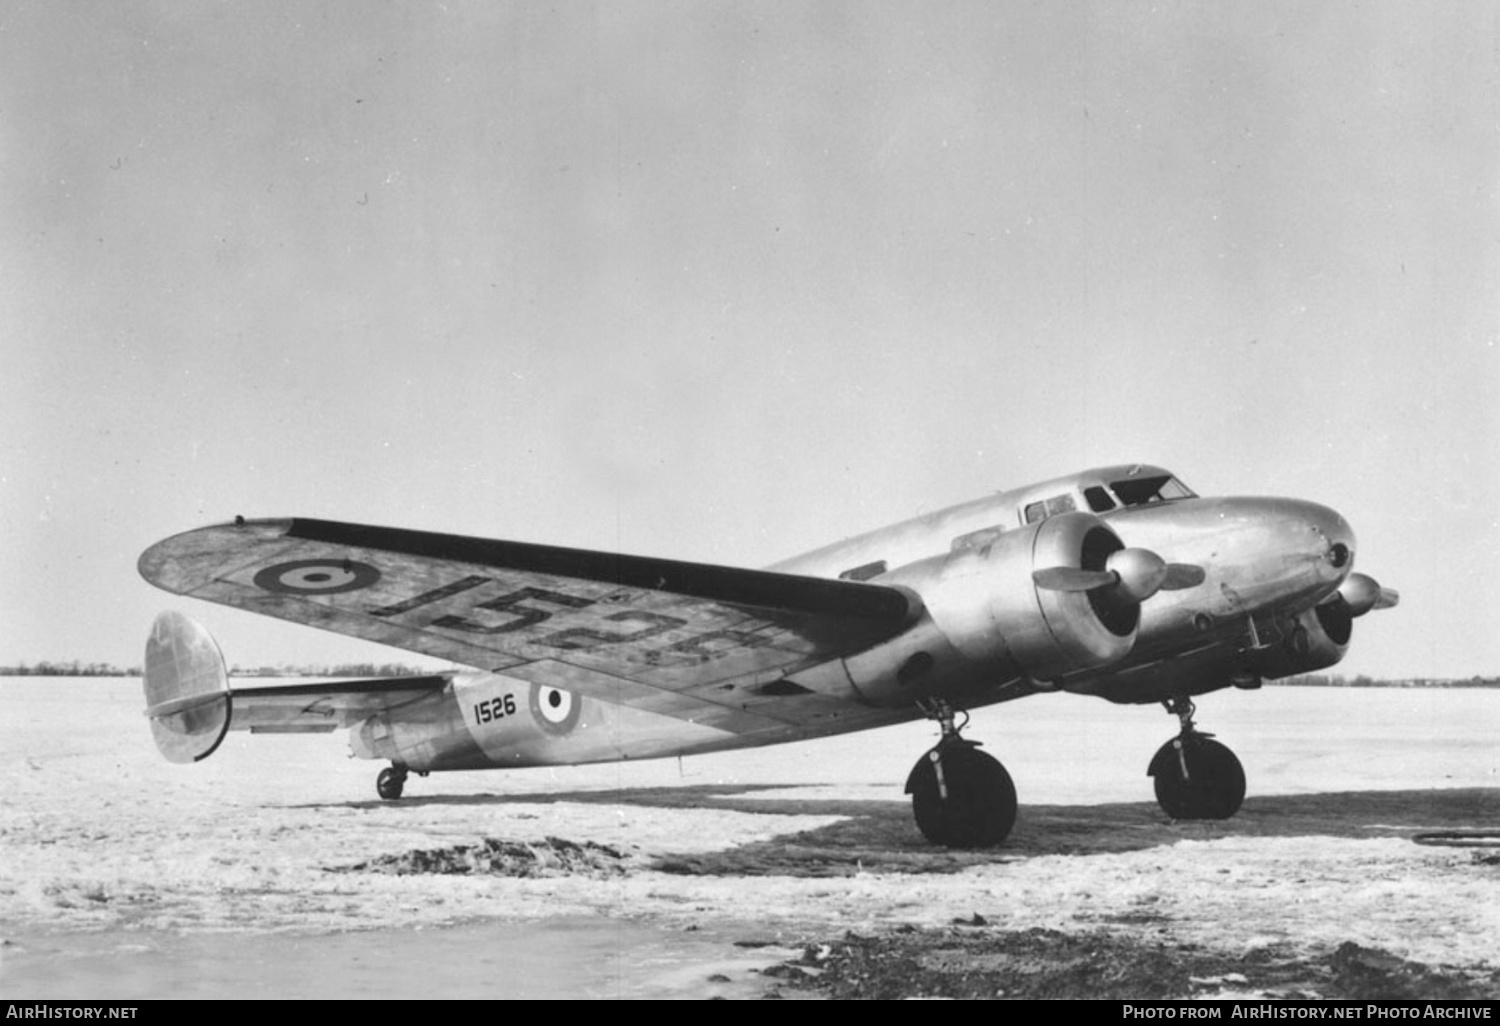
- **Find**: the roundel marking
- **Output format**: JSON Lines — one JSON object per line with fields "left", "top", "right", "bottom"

{"left": 253, "top": 559, "right": 381, "bottom": 595}
{"left": 529, "top": 683, "right": 582, "bottom": 736}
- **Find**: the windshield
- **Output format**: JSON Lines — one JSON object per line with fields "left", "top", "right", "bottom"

{"left": 1110, "top": 474, "right": 1196, "bottom": 507}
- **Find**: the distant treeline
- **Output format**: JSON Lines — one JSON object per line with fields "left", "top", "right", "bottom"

{"left": 0, "top": 661, "right": 142, "bottom": 677}
{"left": 0, "top": 661, "right": 437, "bottom": 678}
{"left": 1274, "top": 673, "right": 1500, "bottom": 689}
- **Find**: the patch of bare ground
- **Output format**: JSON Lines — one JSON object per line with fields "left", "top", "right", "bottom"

{"left": 766, "top": 927, "right": 1500, "bottom": 1000}
{"left": 330, "top": 836, "right": 633, "bottom": 877}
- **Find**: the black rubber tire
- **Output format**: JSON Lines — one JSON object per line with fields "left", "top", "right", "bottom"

{"left": 376, "top": 767, "right": 406, "bottom": 801}
{"left": 1151, "top": 737, "right": 1245, "bottom": 820}
{"left": 909, "top": 744, "right": 1017, "bottom": 848}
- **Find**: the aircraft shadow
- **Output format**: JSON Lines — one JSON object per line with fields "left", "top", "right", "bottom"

{"left": 301, "top": 786, "right": 1498, "bottom": 876}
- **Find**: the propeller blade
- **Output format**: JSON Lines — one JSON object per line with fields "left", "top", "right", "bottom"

{"left": 1033, "top": 567, "right": 1117, "bottom": 592}
{"left": 1375, "top": 587, "right": 1399, "bottom": 610}
{"left": 1160, "top": 564, "right": 1206, "bottom": 590}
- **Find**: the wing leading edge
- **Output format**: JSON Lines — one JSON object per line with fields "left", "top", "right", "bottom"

{"left": 139, "top": 518, "right": 921, "bottom": 736}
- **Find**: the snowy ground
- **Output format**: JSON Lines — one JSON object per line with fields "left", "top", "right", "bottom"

{"left": 1, "top": 678, "right": 1496, "bottom": 998}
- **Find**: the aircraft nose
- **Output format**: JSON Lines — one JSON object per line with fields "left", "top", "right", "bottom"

{"left": 1210, "top": 496, "right": 1356, "bottom": 594}
{"left": 1291, "top": 500, "right": 1357, "bottom": 582}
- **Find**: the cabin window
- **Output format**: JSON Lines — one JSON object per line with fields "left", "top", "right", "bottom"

{"left": 1084, "top": 486, "right": 1116, "bottom": 512}
{"left": 1110, "top": 474, "right": 1196, "bottom": 507}
{"left": 1023, "top": 494, "right": 1076, "bottom": 524}
{"left": 839, "top": 560, "right": 887, "bottom": 582}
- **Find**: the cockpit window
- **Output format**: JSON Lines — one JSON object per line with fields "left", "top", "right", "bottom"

{"left": 1084, "top": 486, "right": 1116, "bottom": 513}
{"left": 1110, "top": 475, "right": 1196, "bottom": 507}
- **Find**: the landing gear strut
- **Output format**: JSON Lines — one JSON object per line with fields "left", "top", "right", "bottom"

{"left": 1148, "top": 697, "right": 1245, "bottom": 820}
{"left": 905, "top": 702, "right": 1017, "bottom": 848}
{"left": 376, "top": 765, "right": 407, "bottom": 801}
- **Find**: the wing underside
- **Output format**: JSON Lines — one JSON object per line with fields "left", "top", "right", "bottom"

{"left": 139, "top": 518, "right": 919, "bottom": 736}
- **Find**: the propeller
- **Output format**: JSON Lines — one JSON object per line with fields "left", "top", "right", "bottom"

{"left": 1331, "top": 572, "right": 1400, "bottom": 617}
{"left": 1032, "top": 548, "right": 1205, "bottom": 603}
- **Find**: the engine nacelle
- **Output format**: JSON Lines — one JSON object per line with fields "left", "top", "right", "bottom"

{"left": 1250, "top": 603, "right": 1351, "bottom": 680}
{"left": 981, "top": 510, "right": 1140, "bottom": 680}
{"left": 842, "top": 512, "right": 1139, "bottom": 704}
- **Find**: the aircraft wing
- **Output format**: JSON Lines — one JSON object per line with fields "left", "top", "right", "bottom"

{"left": 139, "top": 518, "right": 920, "bottom": 735}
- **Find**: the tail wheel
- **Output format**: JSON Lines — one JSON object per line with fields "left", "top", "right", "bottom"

{"left": 376, "top": 766, "right": 407, "bottom": 801}
{"left": 908, "top": 742, "right": 1017, "bottom": 848}
{"left": 1150, "top": 737, "right": 1245, "bottom": 819}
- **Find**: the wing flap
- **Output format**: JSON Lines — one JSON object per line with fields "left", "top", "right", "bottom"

{"left": 139, "top": 518, "right": 919, "bottom": 734}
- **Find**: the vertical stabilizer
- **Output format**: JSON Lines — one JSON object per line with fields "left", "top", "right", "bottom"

{"left": 142, "top": 611, "right": 232, "bottom": 763}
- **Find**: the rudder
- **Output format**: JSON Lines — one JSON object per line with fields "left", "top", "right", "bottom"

{"left": 143, "top": 611, "right": 232, "bottom": 763}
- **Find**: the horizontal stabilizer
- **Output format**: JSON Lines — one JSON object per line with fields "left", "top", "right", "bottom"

{"left": 143, "top": 611, "right": 232, "bottom": 763}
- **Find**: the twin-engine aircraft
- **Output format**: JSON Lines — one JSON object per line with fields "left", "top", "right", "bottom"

{"left": 138, "top": 464, "right": 1396, "bottom": 847}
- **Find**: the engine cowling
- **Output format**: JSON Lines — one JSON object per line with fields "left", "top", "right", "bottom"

{"left": 1251, "top": 602, "right": 1351, "bottom": 679}
{"left": 1249, "top": 570, "right": 1395, "bottom": 680}
{"left": 990, "top": 511, "right": 1141, "bottom": 679}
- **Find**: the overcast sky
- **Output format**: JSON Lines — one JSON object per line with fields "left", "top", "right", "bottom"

{"left": 2, "top": 1, "right": 1495, "bottom": 679}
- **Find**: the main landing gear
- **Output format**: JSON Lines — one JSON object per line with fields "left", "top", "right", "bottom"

{"left": 376, "top": 765, "right": 408, "bottom": 801}
{"left": 905, "top": 702, "right": 1017, "bottom": 848}
{"left": 1147, "top": 697, "right": 1246, "bottom": 820}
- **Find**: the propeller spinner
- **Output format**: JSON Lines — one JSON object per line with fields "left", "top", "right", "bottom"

{"left": 1332, "top": 572, "right": 1400, "bottom": 617}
